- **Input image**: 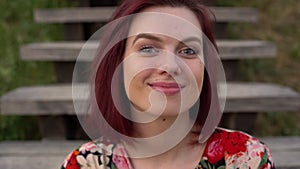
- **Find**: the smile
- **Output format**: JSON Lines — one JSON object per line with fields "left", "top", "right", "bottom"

{"left": 148, "top": 82, "right": 184, "bottom": 95}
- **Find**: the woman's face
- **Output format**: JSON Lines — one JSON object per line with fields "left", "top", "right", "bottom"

{"left": 123, "top": 6, "right": 204, "bottom": 117}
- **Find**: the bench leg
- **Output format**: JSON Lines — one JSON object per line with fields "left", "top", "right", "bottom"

{"left": 37, "top": 115, "right": 88, "bottom": 140}
{"left": 63, "top": 115, "right": 88, "bottom": 140}
{"left": 221, "top": 113, "right": 258, "bottom": 134}
{"left": 37, "top": 116, "right": 66, "bottom": 140}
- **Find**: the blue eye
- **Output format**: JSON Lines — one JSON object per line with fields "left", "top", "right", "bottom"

{"left": 178, "top": 48, "right": 199, "bottom": 55}
{"left": 178, "top": 48, "right": 198, "bottom": 56}
{"left": 139, "top": 45, "right": 158, "bottom": 54}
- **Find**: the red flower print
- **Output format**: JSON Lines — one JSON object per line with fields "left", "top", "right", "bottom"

{"left": 223, "top": 131, "right": 249, "bottom": 155}
{"left": 205, "top": 131, "right": 224, "bottom": 164}
{"left": 204, "top": 129, "right": 251, "bottom": 164}
{"left": 65, "top": 151, "right": 80, "bottom": 169}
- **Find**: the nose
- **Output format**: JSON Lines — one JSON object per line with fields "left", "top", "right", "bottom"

{"left": 158, "top": 52, "right": 182, "bottom": 76}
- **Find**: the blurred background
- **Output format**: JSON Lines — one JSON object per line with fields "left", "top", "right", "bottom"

{"left": 0, "top": 0, "right": 299, "bottom": 141}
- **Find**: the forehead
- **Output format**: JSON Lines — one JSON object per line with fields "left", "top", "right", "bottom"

{"left": 127, "top": 6, "right": 203, "bottom": 41}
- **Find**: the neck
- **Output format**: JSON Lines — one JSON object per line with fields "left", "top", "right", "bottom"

{"left": 123, "top": 106, "right": 201, "bottom": 158}
{"left": 128, "top": 114, "right": 205, "bottom": 169}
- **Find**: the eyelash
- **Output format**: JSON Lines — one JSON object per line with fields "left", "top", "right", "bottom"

{"left": 139, "top": 45, "right": 158, "bottom": 53}
{"left": 178, "top": 47, "right": 199, "bottom": 57}
{"left": 138, "top": 45, "right": 199, "bottom": 58}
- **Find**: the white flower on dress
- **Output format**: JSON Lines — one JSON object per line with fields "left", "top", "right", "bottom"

{"left": 92, "top": 142, "right": 114, "bottom": 156}
{"left": 76, "top": 154, "right": 110, "bottom": 169}
{"left": 225, "top": 139, "right": 266, "bottom": 169}
{"left": 79, "top": 142, "right": 97, "bottom": 154}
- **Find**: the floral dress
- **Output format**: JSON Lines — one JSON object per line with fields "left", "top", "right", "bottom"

{"left": 61, "top": 128, "right": 275, "bottom": 169}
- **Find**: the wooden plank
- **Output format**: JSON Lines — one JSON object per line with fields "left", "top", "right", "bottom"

{"left": 1, "top": 138, "right": 300, "bottom": 169}
{"left": 261, "top": 137, "right": 300, "bottom": 151}
{"left": 20, "top": 41, "right": 96, "bottom": 61}
{"left": 20, "top": 40, "right": 276, "bottom": 61}
{"left": 226, "top": 82, "right": 300, "bottom": 112}
{"left": 269, "top": 151, "right": 300, "bottom": 169}
{"left": 1, "top": 82, "right": 299, "bottom": 115}
{"left": 260, "top": 137, "right": 300, "bottom": 168}
{"left": 0, "top": 156, "right": 66, "bottom": 169}
{"left": 0, "top": 141, "right": 84, "bottom": 169}
{"left": 35, "top": 7, "right": 115, "bottom": 23}
{"left": 34, "top": 7, "right": 258, "bottom": 23}
{"left": 217, "top": 40, "right": 276, "bottom": 59}
{"left": 0, "top": 140, "right": 85, "bottom": 154}
{"left": 211, "top": 7, "right": 258, "bottom": 22}
{"left": 0, "top": 84, "right": 77, "bottom": 115}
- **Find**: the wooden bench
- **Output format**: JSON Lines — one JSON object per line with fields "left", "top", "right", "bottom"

{"left": 20, "top": 40, "right": 276, "bottom": 61}
{"left": 1, "top": 83, "right": 299, "bottom": 115}
{"left": 19, "top": 40, "right": 277, "bottom": 83}
{"left": 1, "top": 82, "right": 299, "bottom": 138}
{"left": 2, "top": 2, "right": 299, "bottom": 139}
{"left": 261, "top": 137, "right": 300, "bottom": 169}
{"left": 1, "top": 137, "right": 299, "bottom": 169}
{"left": 22, "top": 5, "right": 273, "bottom": 84}
{"left": 33, "top": 6, "right": 259, "bottom": 40}
{"left": 34, "top": 7, "right": 258, "bottom": 23}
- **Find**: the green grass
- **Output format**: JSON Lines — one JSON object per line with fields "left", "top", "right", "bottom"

{"left": 216, "top": 0, "right": 300, "bottom": 136}
{"left": 256, "top": 112, "right": 300, "bottom": 136}
{"left": 0, "top": 0, "right": 74, "bottom": 140}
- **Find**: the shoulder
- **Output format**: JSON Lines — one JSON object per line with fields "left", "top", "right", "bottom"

{"left": 203, "top": 128, "right": 275, "bottom": 168}
{"left": 61, "top": 139, "right": 133, "bottom": 169}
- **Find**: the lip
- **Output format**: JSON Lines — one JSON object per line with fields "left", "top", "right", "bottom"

{"left": 148, "top": 82, "right": 184, "bottom": 95}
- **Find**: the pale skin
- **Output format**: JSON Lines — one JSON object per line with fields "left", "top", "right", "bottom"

{"left": 122, "top": 6, "right": 207, "bottom": 169}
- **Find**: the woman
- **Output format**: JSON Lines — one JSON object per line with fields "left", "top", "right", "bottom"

{"left": 62, "top": 0, "right": 275, "bottom": 168}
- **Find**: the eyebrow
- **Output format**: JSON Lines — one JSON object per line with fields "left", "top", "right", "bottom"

{"left": 180, "top": 36, "right": 202, "bottom": 46}
{"left": 131, "top": 33, "right": 163, "bottom": 46}
{"left": 131, "top": 33, "right": 202, "bottom": 46}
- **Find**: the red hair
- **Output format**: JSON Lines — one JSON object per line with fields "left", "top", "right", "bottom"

{"left": 90, "top": 0, "right": 218, "bottom": 142}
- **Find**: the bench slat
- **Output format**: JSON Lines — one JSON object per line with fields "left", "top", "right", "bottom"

{"left": 261, "top": 137, "right": 300, "bottom": 151}
{"left": 0, "top": 156, "right": 65, "bottom": 169}
{"left": 20, "top": 40, "right": 276, "bottom": 61}
{"left": 1, "top": 82, "right": 299, "bottom": 115}
{"left": 35, "top": 7, "right": 258, "bottom": 23}
{"left": 1, "top": 138, "right": 299, "bottom": 169}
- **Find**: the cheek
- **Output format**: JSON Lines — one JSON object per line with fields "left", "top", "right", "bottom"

{"left": 123, "top": 59, "right": 142, "bottom": 98}
{"left": 195, "top": 65, "right": 205, "bottom": 90}
{"left": 185, "top": 60, "right": 205, "bottom": 90}
{"left": 124, "top": 70, "right": 154, "bottom": 112}
{"left": 124, "top": 69, "right": 151, "bottom": 100}
{"left": 122, "top": 55, "right": 155, "bottom": 96}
